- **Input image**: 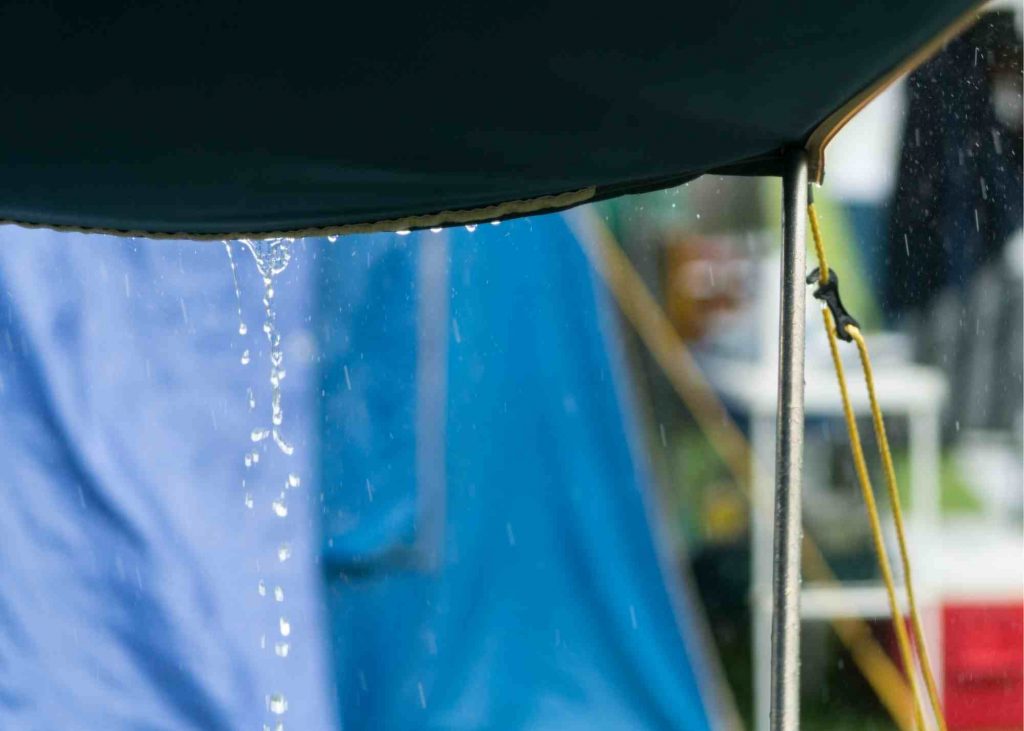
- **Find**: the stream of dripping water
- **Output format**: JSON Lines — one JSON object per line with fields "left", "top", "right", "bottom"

{"left": 224, "top": 242, "right": 248, "bottom": 337}
{"left": 228, "top": 238, "right": 300, "bottom": 730}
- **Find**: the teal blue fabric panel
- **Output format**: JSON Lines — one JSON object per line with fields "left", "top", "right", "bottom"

{"left": 321, "top": 215, "right": 715, "bottom": 730}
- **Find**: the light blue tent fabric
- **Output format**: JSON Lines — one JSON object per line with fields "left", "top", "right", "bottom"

{"left": 0, "top": 229, "right": 336, "bottom": 730}
{"left": 320, "top": 214, "right": 716, "bottom": 730}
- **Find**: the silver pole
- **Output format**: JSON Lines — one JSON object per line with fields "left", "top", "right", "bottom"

{"left": 770, "top": 148, "right": 807, "bottom": 731}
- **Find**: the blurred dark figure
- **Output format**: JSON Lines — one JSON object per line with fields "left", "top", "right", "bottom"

{"left": 886, "top": 10, "right": 1023, "bottom": 435}
{"left": 885, "top": 10, "right": 1022, "bottom": 316}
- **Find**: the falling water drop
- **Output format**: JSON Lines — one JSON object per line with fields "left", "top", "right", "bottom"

{"left": 244, "top": 492, "right": 254, "bottom": 509}
{"left": 287, "top": 473, "right": 301, "bottom": 489}
{"left": 272, "top": 392, "right": 283, "bottom": 426}
{"left": 396, "top": 229, "right": 411, "bottom": 236}
{"left": 275, "top": 641, "right": 290, "bottom": 658}
{"left": 464, "top": 224, "right": 477, "bottom": 232}
{"left": 268, "top": 694, "right": 288, "bottom": 715}
{"left": 241, "top": 349, "right": 251, "bottom": 365}
{"left": 272, "top": 429, "right": 294, "bottom": 456}
{"left": 258, "top": 579, "right": 267, "bottom": 597}
{"left": 274, "top": 586, "right": 284, "bottom": 602}
{"left": 251, "top": 427, "right": 270, "bottom": 442}
{"left": 277, "top": 544, "right": 292, "bottom": 562}
{"left": 279, "top": 617, "right": 291, "bottom": 637}
{"left": 272, "top": 499, "right": 288, "bottom": 518}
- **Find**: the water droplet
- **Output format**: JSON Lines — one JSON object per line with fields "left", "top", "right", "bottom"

{"left": 490, "top": 220, "right": 500, "bottom": 226}
{"left": 267, "top": 693, "right": 288, "bottom": 715}
{"left": 274, "top": 586, "right": 284, "bottom": 602}
{"left": 464, "top": 224, "right": 477, "bottom": 232}
{"left": 258, "top": 579, "right": 267, "bottom": 596}
{"left": 272, "top": 394, "right": 283, "bottom": 426}
{"left": 279, "top": 617, "right": 291, "bottom": 636}
{"left": 277, "top": 544, "right": 292, "bottom": 562}
{"left": 244, "top": 492, "right": 254, "bottom": 509}
{"left": 272, "top": 499, "right": 288, "bottom": 518}
{"left": 272, "top": 428, "right": 294, "bottom": 455}
{"left": 430, "top": 227, "right": 443, "bottom": 233}
{"left": 251, "top": 428, "right": 270, "bottom": 442}
{"left": 238, "top": 322, "right": 248, "bottom": 336}
{"left": 275, "top": 641, "right": 290, "bottom": 657}
{"left": 287, "top": 473, "right": 301, "bottom": 489}
{"left": 240, "top": 349, "right": 251, "bottom": 365}
{"left": 396, "top": 229, "right": 411, "bottom": 236}
{"left": 244, "top": 453, "right": 253, "bottom": 468}
{"left": 327, "top": 234, "right": 338, "bottom": 243}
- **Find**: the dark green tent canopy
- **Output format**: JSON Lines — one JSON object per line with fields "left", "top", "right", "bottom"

{"left": 1, "top": 1, "right": 976, "bottom": 238}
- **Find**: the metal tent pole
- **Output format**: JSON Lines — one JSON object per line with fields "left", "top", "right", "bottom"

{"left": 770, "top": 148, "right": 808, "bottom": 731}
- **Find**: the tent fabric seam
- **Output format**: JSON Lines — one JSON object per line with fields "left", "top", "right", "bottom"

{"left": 0, "top": 186, "right": 596, "bottom": 241}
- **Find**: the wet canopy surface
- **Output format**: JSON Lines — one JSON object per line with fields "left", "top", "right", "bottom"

{"left": 1, "top": 0, "right": 974, "bottom": 237}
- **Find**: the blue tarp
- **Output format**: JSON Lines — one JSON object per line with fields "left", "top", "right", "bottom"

{"left": 320, "top": 214, "right": 717, "bottom": 730}
{"left": 0, "top": 213, "right": 719, "bottom": 730}
{"left": 0, "top": 229, "right": 336, "bottom": 730}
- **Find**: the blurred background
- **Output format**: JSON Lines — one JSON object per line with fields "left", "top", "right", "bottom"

{"left": 0, "top": 6, "right": 1020, "bottom": 731}
{"left": 607, "top": 7, "right": 1023, "bottom": 729}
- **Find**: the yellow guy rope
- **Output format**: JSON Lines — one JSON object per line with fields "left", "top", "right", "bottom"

{"left": 808, "top": 196, "right": 946, "bottom": 731}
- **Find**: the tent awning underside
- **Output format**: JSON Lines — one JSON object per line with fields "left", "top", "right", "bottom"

{"left": 0, "top": 0, "right": 977, "bottom": 238}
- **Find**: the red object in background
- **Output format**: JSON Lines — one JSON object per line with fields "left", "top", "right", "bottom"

{"left": 944, "top": 602, "right": 1023, "bottom": 730}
